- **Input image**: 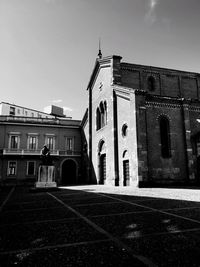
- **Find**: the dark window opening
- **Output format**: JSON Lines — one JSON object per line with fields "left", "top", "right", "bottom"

{"left": 96, "top": 101, "right": 107, "bottom": 131}
{"left": 148, "top": 76, "right": 156, "bottom": 91}
{"left": 160, "top": 117, "right": 171, "bottom": 158}
{"left": 96, "top": 108, "right": 101, "bottom": 130}
{"left": 9, "top": 107, "right": 15, "bottom": 116}
{"left": 122, "top": 124, "right": 128, "bottom": 137}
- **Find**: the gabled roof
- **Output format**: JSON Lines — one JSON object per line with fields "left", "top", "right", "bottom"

{"left": 86, "top": 55, "right": 121, "bottom": 90}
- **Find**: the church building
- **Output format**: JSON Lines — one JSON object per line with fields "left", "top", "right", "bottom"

{"left": 85, "top": 54, "right": 200, "bottom": 187}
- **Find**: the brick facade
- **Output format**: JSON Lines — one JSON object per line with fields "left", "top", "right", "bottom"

{"left": 86, "top": 55, "right": 200, "bottom": 187}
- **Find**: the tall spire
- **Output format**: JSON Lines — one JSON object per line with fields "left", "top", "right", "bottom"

{"left": 98, "top": 38, "right": 102, "bottom": 59}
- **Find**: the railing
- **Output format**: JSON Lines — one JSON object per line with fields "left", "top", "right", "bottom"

{"left": 2, "top": 149, "right": 81, "bottom": 156}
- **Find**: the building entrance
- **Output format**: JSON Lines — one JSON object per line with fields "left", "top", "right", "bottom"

{"left": 123, "top": 160, "right": 130, "bottom": 186}
{"left": 62, "top": 159, "right": 77, "bottom": 185}
{"left": 99, "top": 154, "right": 106, "bottom": 184}
{"left": 98, "top": 140, "right": 106, "bottom": 184}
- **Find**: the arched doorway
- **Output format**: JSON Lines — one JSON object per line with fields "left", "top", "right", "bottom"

{"left": 62, "top": 159, "right": 77, "bottom": 185}
{"left": 123, "top": 150, "right": 130, "bottom": 186}
{"left": 98, "top": 140, "right": 106, "bottom": 184}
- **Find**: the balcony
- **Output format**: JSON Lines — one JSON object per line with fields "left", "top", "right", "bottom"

{"left": 2, "top": 149, "right": 81, "bottom": 157}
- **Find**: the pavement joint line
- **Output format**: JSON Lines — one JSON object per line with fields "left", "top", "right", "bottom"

{"left": 0, "top": 238, "right": 110, "bottom": 256}
{"left": 6, "top": 200, "right": 54, "bottom": 205}
{"left": 1, "top": 206, "right": 68, "bottom": 213}
{"left": 0, "top": 187, "right": 15, "bottom": 213}
{"left": 0, "top": 210, "right": 153, "bottom": 227}
{"left": 3, "top": 204, "right": 200, "bottom": 227}
{"left": 164, "top": 206, "right": 200, "bottom": 212}
{"left": 48, "top": 192, "right": 157, "bottom": 267}
{"left": 89, "top": 206, "right": 200, "bottom": 219}
{"left": 51, "top": 192, "right": 89, "bottom": 196}
{"left": 0, "top": 216, "right": 81, "bottom": 227}
{"left": 74, "top": 201, "right": 119, "bottom": 207}
{"left": 124, "top": 226, "right": 200, "bottom": 240}
{"left": 96, "top": 192, "right": 200, "bottom": 226}
{"left": 52, "top": 192, "right": 97, "bottom": 197}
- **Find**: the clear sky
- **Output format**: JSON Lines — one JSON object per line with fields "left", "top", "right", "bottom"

{"left": 0, "top": 0, "right": 200, "bottom": 119}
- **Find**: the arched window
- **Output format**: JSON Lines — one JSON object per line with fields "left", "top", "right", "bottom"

{"left": 160, "top": 116, "right": 171, "bottom": 158}
{"left": 96, "top": 108, "right": 101, "bottom": 130}
{"left": 122, "top": 124, "right": 128, "bottom": 137}
{"left": 96, "top": 101, "right": 107, "bottom": 131}
{"left": 100, "top": 102, "right": 105, "bottom": 127}
{"left": 148, "top": 76, "right": 155, "bottom": 91}
{"left": 104, "top": 101, "right": 107, "bottom": 125}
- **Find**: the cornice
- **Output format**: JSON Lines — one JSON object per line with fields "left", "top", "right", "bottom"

{"left": 121, "top": 62, "right": 200, "bottom": 77}
{"left": 146, "top": 101, "right": 181, "bottom": 109}
{"left": 0, "top": 121, "right": 81, "bottom": 129}
{"left": 113, "top": 85, "right": 131, "bottom": 100}
{"left": 189, "top": 106, "right": 200, "bottom": 112}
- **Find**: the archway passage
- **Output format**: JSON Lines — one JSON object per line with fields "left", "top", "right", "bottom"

{"left": 62, "top": 159, "right": 77, "bottom": 185}
{"left": 99, "top": 154, "right": 106, "bottom": 184}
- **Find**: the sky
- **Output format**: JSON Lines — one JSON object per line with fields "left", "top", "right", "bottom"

{"left": 0, "top": 0, "right": 200, "bottom": 119}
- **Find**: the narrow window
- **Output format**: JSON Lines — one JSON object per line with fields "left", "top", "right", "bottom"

{"left": 66, "top": 137, "right": 73, "bottom": 151}
{"left": 100, "top": 102, "right": 105, "bottom": 127}
{"left": 8, "top": 161, "right": 17, "bottom": 176}
{"left": 122, "top": 124, "right": 128, "bottom": 137}
{"left": 96, "top": 108, "right": 101, "bottom": 130}
{"left": 47, "top": 137, "right": 54, "bottom": 150}
{"left": 96, "top": 101, "right": 107, "bottom": 130}
{"left": 104, "top": 101, "right": 107, "bottom": 125}
{"left": 10, "top": 136, "right": 19, "bottom": 149}
{"left": 160, "top": 117, "right": 171, "bottom": 158}
{"left": 148, "top": 76, "right": 155, "bottom": 91}
{"left": 29, "top": 136, "right": 37, "bottom": 150}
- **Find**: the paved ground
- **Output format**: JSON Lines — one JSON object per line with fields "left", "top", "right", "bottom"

{"left": 1, "top": 185, "right": 200, "bottom": 266}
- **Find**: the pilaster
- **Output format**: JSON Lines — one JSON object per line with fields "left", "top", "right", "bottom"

{"left": 134, "top": 90, "right": 149, "bottom": 186}
{"left": 181, "top": 100, "right": 195, "bottom": 181}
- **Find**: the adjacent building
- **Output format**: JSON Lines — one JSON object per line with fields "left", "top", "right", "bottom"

{"left": 0, "top": 102, "right": 71, "bottom": 119}
{"left": 0, "top": 105, "right": 83, "bottom": 185}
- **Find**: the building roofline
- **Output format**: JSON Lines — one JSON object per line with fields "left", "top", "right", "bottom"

{"left": 121, "top": 62, "right": 200, "bottom": 76}
{"left": 0, "top": 101, "right": 54, "bottom": 116}
{"left": 0, "top": 115, "right": 81, "bottom": 127}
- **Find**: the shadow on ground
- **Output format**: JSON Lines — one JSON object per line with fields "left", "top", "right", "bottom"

{"left": 1, "top": 185, "right": 200, "bottom": 266}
